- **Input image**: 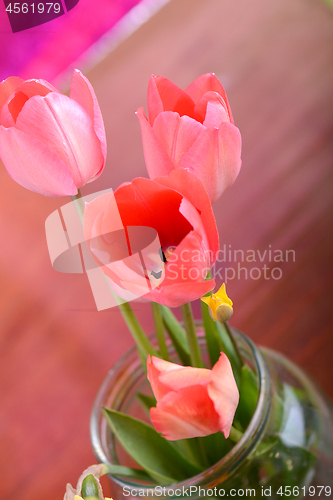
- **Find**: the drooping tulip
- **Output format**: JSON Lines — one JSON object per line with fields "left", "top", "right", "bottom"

{"left": 147, "top": 353, "right": 239, "bottom": 440}
{"left": 83, "top": 169, "right": 219, "bottom": 307}
{"left": 137, "top": 73, "right": 241, "bottom": 203}
{"left": 0, "top": 69, "right": 106, "bottom": 196}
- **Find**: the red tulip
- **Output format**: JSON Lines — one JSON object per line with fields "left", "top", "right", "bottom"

{"left": 137, "top": 73, "right": 242, "bottom": 204}
{"left": 147, "top": 353, "right": 239, "bottom": 440}
{"left": 0, "top": 70, "right": 106, "bottom": 197}
{"left": 83, "top": 169, "right": 219, "bottom": 307}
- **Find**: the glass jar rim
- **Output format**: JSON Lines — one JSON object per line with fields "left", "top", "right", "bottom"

{"left": 90, "top": 328, "right": 271, "bottom": 489}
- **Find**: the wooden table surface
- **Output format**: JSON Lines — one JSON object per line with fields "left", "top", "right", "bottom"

{"left": 1, "top": 0, "right": 333, "bottom": 498}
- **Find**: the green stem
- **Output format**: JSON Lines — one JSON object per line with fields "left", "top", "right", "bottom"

{"left": 180, "top": 302, "right": 204, "bottom": 367}
{"left": 229, "top": 425, "right": 243, "bottom": 444}
{"left": 196, "top": 437, "right": 211, "bottom": 469}
{"left": 117, "top": 301, "right": 159, "bottom": 360}
{"left": 151, "top": 302, "right": 169, "bottom": 360}
{"left": 71, "top": 188, "right": 85, "bottom": 224}
{"left": 224, "top": 321, "right": 244, "bottom": 368}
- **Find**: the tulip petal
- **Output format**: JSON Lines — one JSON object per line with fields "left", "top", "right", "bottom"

{"left": 185, "top": 73, "right": 234, "bottom": 124}
{"left": 156, "top": 169, "right": 219, "bottom": 260}
{"left": 143, "top": 279, "right": 215, "bottom": 308}
{"left": 0, "top": 126, "right": 77, "bottom": 196}
{"left": 144, "top": 227, "right": 215, "bottom": 307}
{"left": 178, "top": 198, "right": 210, "bottom": 254}
{"left": 105, "top": 255, "right": 151, "bottom": 297}
{"left": 153, "top": 112, "right": 205, "bottom": 168}
{"left": 204, "top": 100, "right": 229, "bottom": 128}
{"left": 14, "top": 78, "right": 57, "bottom": 97}
{"left": 158, "top": 365, "right": 212, "bottom": 390}
{"left": 150, "top": 407, "right": 208, "bottom": 440}
{"left": 150, "top": 385, "right": 220, "bottom": 440}
{"left": 113, "top": 177, "right": 193, "bottom": 250}
{"left": 70, "top": 69, "right": 107, "bottom": 171}
{"left": 136, "top": 107, "right": 174, "bottom": 178}
{"left": 178, "top": 123, "right": 241, "bottom": 204}
{"left": 85, "top": 190, "right": 124, "bottom": 237}
{"left": 1, "top": 79, "right": 59, "bottom": 127}
{"left": 106, "top": 275, "right": 148, "bottom": 303}
{"left": 162, "top": 230, "right": 209, "bottom": 285}
{"left": 1, "top": 91, "right": 29, "bottom": 127}
{"left": 148, "top": 75, "right": 195, "bottom": 124}
{"left": 15, "top": 92, "right": 104, "bottom": 187}
{"left": 0, "top": 76, "right": 23, "bottom": 112}
{"left": 64, "top": 483, "right": 77, "bottom": 500}
{"left": 193, "top": 91, "right": 229, "bottom": 127}
{"left": 149, "top": 356, "right": 184, "bottom": 373}
{"left": 84, "top": 193, "right": 152, "bottom": 297}
{"left": 208, "top": 353, "right": 239, "bottom": 438}
{"left": 85, "top": 207, "right": 128, "bottom": 270}
{"left": 147, "top": 356, "right": 183, "bottom": 401}
{"left": 147, "top": 75, "right": 164, "bottom": 124}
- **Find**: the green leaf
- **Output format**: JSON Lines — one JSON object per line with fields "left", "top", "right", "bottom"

{"left": 235, "top": 365, "right": 259, "bottom": 430}
{"left": 215, "top": 322, "right": 242, "bottom": 386}
{"left": 200, "top": 431, "right": 234, "bottom": 466}
{"left": 160, "top": 306, "right": 191, "bottom": 365}
{"left": 103, "top": 408, "right": 202, "bottom": 484}
{"left": 137, "top": 393, "right": 157, "bottom": 415}
{"left": 103, "top": 464, "right": 152, "bottom": 481}
{"left": 201, "top": 302, "right": 221, "bottom": 367}
{"left": 169, "top": 438, "right": 207, "bottom": 471}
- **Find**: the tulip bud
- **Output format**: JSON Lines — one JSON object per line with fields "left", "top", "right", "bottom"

{"left": 137, "top": 73, "right": 242, "bottom": 203}
{"left": 81, "top": 475, "right": 99, "bottom": 499}
{"left": 147, "top": 351, "right": 239, "bottom": 440}
{"left": 64, "top": 464, "right": 112, "bottom": 500}
{"left": 214, "top": 303, "right": 233, "bottom": 323}
{"left": 0, "top": 70, "right": 106, "bottom": 197}
{"left": 201, "top": 284, "right": 233, "bottom": 323}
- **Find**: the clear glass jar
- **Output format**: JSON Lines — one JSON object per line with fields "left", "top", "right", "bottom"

{"left": 90, "top": 329, "right": 333, "bottom": 499}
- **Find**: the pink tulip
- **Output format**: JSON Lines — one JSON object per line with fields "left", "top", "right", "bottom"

{"left": 84, "top": 169, "right": 219, "bottom": 307}
{"left": 137, "top": 73, "right": 242, "bottom": 203}
{"left": 147, "top": 353, "right": 239, "bottom": 440}
{"left": 0, "top": 70, "right": 106, "bottom": 197}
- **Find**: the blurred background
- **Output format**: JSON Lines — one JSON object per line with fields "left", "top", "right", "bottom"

{"left": 1, "top": 0, "right": 333, "bottom": 498}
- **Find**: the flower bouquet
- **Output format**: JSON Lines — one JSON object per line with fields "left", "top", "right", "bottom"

{"left": 1, "top": 71, "right": 332, "bottom": 500}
